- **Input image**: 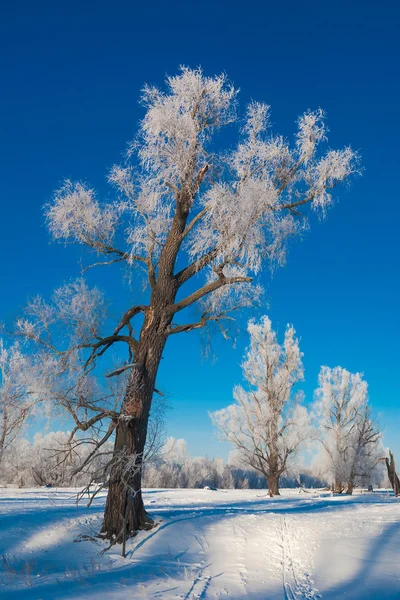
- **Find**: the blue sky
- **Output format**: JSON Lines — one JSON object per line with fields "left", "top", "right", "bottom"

{"left": 1, "top": 1, "right": 399, "bottom": 459}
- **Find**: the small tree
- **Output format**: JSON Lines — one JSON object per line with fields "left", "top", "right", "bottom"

{"left": 19, "top": 67, "right": 358, "bottom": 537}
{"left": 314, "top": 366, "right": 381, "bottom": 493}
{"left": 211, "top": 316, "right": 310, "bottom": 496}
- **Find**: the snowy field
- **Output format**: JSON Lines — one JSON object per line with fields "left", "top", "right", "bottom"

{"left": 0, "top": 487, "right": 399, "bottom": 599}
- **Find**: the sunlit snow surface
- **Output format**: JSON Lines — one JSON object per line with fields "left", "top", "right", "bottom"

{"left": 0, "top": 487, "right": 399, "bottom": 599}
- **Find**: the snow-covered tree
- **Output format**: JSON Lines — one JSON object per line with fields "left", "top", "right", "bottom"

{"left": 0, "top": 342, "right": 29, "bottom": 466}
{"left": 0, "top": 340, "right": 50, "bottom": 470}
{"left": 18, "top": 67, "right": 358, "bottom": 537}
{"left": 314, "top": 366, "right": 381, "bottom": 493}
{"left": 211, "top": 316, "right": 310, "bottom": 496}
{"left": 162, "top": 437, "right": 188, "bottom": 465}
{"left": 0, "top": 430, "right": 114, "bottom": 487}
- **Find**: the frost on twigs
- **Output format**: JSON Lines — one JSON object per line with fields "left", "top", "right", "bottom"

{"left": 44, "top": 67, "right": 359, "bottom": 299}
{"left": 136, "top": 68, "right": 237, "bottom": 181}
{"left": 46, "top": 181, "right": 119, "bottom": 250}
{"left": 16, "top": 278, "right": 106, "bottom": 346}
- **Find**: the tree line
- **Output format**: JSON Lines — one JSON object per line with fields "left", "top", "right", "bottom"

{"left": 0, "top": 426, "right": 386, "bottom": 492}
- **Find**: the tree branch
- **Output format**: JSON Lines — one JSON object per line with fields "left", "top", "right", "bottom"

{"left": 81, "top": 255, "right": 128, "bottom": 273}
{"left": 167, "top": 313, "right": 234, "bottom": 336}
{"left": 181, "top": 206, "right": 210, "bottom": 242}
{"left": 84, "top": 335, "right": 138, "bottom": 369}
{"left": 70, "top": 421, "right": 117, "bottom": 477}
{"left": 113, "top": 306, "right": 147, "bottom": 336}
{"left": 105, "top": 362, "right": 144, "bottom": 378}
{"left": 168, "top": 275, "right": 252, "bottom": 314}
{"left": 175, "top": 247, "right": 220, "bottom": 286}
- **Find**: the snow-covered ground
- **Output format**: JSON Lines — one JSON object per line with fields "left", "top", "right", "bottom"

{"left": 0, "top": 487, "right": 399, "bottom": 599}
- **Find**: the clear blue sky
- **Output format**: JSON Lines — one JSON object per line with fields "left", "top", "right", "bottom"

{"left": 1, "top": 1, "right": 399, "bottom": 459}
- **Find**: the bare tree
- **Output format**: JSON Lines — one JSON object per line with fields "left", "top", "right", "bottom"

{"left": 19, "top": 68, "right": 358, "bottom": 538}
{"left": 314, "top": 366, "right": 381, "bottom": 493}
{"left": 211, "top": 316, "right": 310, "bottom": 496}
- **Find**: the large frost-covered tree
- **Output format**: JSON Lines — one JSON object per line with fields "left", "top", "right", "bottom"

{"left": 314, "top": 366, "right": 381, "bottom": 493}
{"left": 18, "top": 68, "right": 358, "bottom": 538}
{"left": 211, "top": 316, "right": 310, "bottom": 496}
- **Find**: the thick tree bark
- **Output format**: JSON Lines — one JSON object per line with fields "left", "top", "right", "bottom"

{"left": 102, "top": 415, "right": 154, "bottom": 538}
{"left": 267, "top": 473, "right": 280, "bottom": 497}
{"left": 266, "top": 447, "right": 281, "bottom": 497}
{"left": 102, "top": 300, "right": 173, "bottom": 539}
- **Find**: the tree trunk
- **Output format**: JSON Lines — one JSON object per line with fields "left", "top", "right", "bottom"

{"left": 334, "top": 479, "right": 344, "bottom": 494}
{"left": 102, "top": 416, "right": 154, "bottom": 538}
{"left": 385, "top": 450, "right": 400, "bottom": 496}
{"left": 267, "top": 473, "right": 280, "bottom": 497}
{"left": 267, "top": 435, "right": 281, "bottom": 497}
{"left": 102, "top": 191, "right": 191, "bottom": 540}
{"left": 346, "top": 467, "right": 356, "bottom": 495}
{"left": 102, "top": 304, "right": 172, "bottom": 539}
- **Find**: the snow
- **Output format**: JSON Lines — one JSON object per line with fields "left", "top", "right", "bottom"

{"left": 0, "top": 487, "right": 399, "bottom": 599}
